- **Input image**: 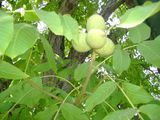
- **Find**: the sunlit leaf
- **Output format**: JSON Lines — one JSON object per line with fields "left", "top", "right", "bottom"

{"left": 0, "top": 61, "right": 29, "bottom": 79}
{"left": 24, "top": 11, "right": 40, "bottom": 21}
{"left": 113, "top": 45, "right": 131, "bottom": 73}
{"left": 137, "top": 35, "right": 160, "bottom": 67}
{"left": 61, "top": 14, "right": 79, "bottom": 41}
{"left": 35, "top": 9, "right": 63, "bottom": 35}
{"left": 118, "top": 1, "right": 160, "bottom": 28}
{"left": 5, "top": 23, "right": 39, "bottom": 59}
{"left": 0, "top": 10, "right": 13, "bottom": 55}
{"left": 129, "top": 23, "right": 151, "bottom": 43}
{"left": 35, "top": 9, "right": 79, "bottom": 41}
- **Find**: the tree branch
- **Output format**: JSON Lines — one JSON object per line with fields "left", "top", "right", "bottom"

{"left": 0, "top": 1, "right": 2, "bottom": 8}
{"left": 27, "top": 79, "right": 63, "bottom": 102}
{"left": 101, "top": 0, "right": 125, "bottom": 20}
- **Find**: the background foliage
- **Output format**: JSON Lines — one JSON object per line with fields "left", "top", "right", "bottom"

{"left": 0, "top": 0, "right": 160, "bottom": 120}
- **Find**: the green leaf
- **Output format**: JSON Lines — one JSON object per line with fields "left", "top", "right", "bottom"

{"left": 61, "top": 14, "right": 79, "bottom": 41}
{"left": 129, "top": 23, "right": 151, "bottom": 43}
{"left": 74, "top": 62, "right": 99, "bottom": 81}
{"left": 0, "top": 79, "right": 47, "bottom": 108}
{"left": 85, "top": 81, "right": 117, "bottom": 111}
{"left": 35, "top": 9, "right": 79, "bottom": 41}
{"left": 137, "top": 35, "right": 160, "bottom": 67}
{"left": 0, "top": 102, "right": 13, "bottom": 112}
{"left": 41, "top": 36, "right": 57, "bottom": 73}
{"left": 106, "top": 88, "right": 124, "bottom": 108}
{"left": 0, "top": 61, "right": 29, "bottom": 79}
{"left": 34, "top": 105, "right": 58, "bottom": 120}
{"left": 24, "top": 11, "right": 40, "bottom": 22}
{"left": 103, "top": 108, "right": 136, "bottom": 120}
{"left": 118, "top": 1, "right": 160, "bottom": 28}
{"left": 0, "top": 81, "right": 21, "bottom": 102}
{"left": 92, "top": 105, "right": 107, "bottom": 120}
{"left": 122, "top": 82, "right": 153, "bottom": 104}
{"left": 139, "top": 104, "right": 160, "bottom": 120}
{"left": 61, "top": 103, "right": 89, "bottom": 120}
{"left": 9, "top": 78, "right": 48, "bottom": 107}
{"left": 0, "top": 10, "right": 13, "bottom": 55}
{"left": 74, "top": 62, "right": 89, "bottom": 81}
{"left": 58, "top": 67, "right": 74, "bottom": 80}
{"left": 113, "top": 45, "right": 131, "bottom": 73}
{"left": 33, "top": 62, "right": 51, "bottom": 72}
{"left": 5, "top": 23, "right": 39, "bottom": 59}
{"left": 35, "top": 9, "right": 63, "bottom": 35}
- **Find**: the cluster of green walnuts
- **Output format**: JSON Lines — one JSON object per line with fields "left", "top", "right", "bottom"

{"left": 72, "top": 14, "right": 115, "bottom": 56}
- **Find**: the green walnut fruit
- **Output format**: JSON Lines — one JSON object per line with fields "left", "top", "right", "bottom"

{"left": 94, "top": 38, "right": 115, "bottom": 56}
{"left": 72, "top": 32, "right": 91, "bottom": 53}
{"left": 86, "top": 29, "right": 106, "bottom": 49}
{"left": 87, "top": 14, "right": 106, "bottom": 31}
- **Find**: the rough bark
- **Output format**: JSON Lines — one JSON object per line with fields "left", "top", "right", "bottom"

{"left": 0, "top": 1, "right": 2, "bottom": 8}
{"left": 101, "top": 0, "right": 125, "bottom": 20}
{"left": 125, "top": 0, "right": 136, "bottom": 8}
{"left": 60, "top": 0, "right": 79, "bottom": 14}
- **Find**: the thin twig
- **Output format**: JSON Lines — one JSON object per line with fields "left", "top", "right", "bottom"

{"left": 27, "top": 79, "right": 63, "bottom": 102}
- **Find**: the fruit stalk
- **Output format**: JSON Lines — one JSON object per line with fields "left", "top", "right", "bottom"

{"left": 75, "top": 52, "right": 96, "bottom": 105}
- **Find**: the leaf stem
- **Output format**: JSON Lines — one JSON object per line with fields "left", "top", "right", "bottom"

{"left": 93, "top": 55, "right": 112, "bottom": 72}
{"left": 123, "top": 45, "right": 137, "bottom": 50}
{"left": 104, "top": 101, "right": 116, "bottom": 112}
{"left": 53, "top": 85, "right": 81, "bottom": 120}
{"left": 104, "top": 73, "right": 144, "bottom": 120}
{"left": 93, "top": 44, "right": 137, "bottom": 73}
{"left": 41, "top": 75, "right": 79, "bottom": 93}
{"left": 6, "top": 10, "right": 35, "bottom": 13}
{"left": 75, "top": 52, "right": 96, "bottom": 105}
